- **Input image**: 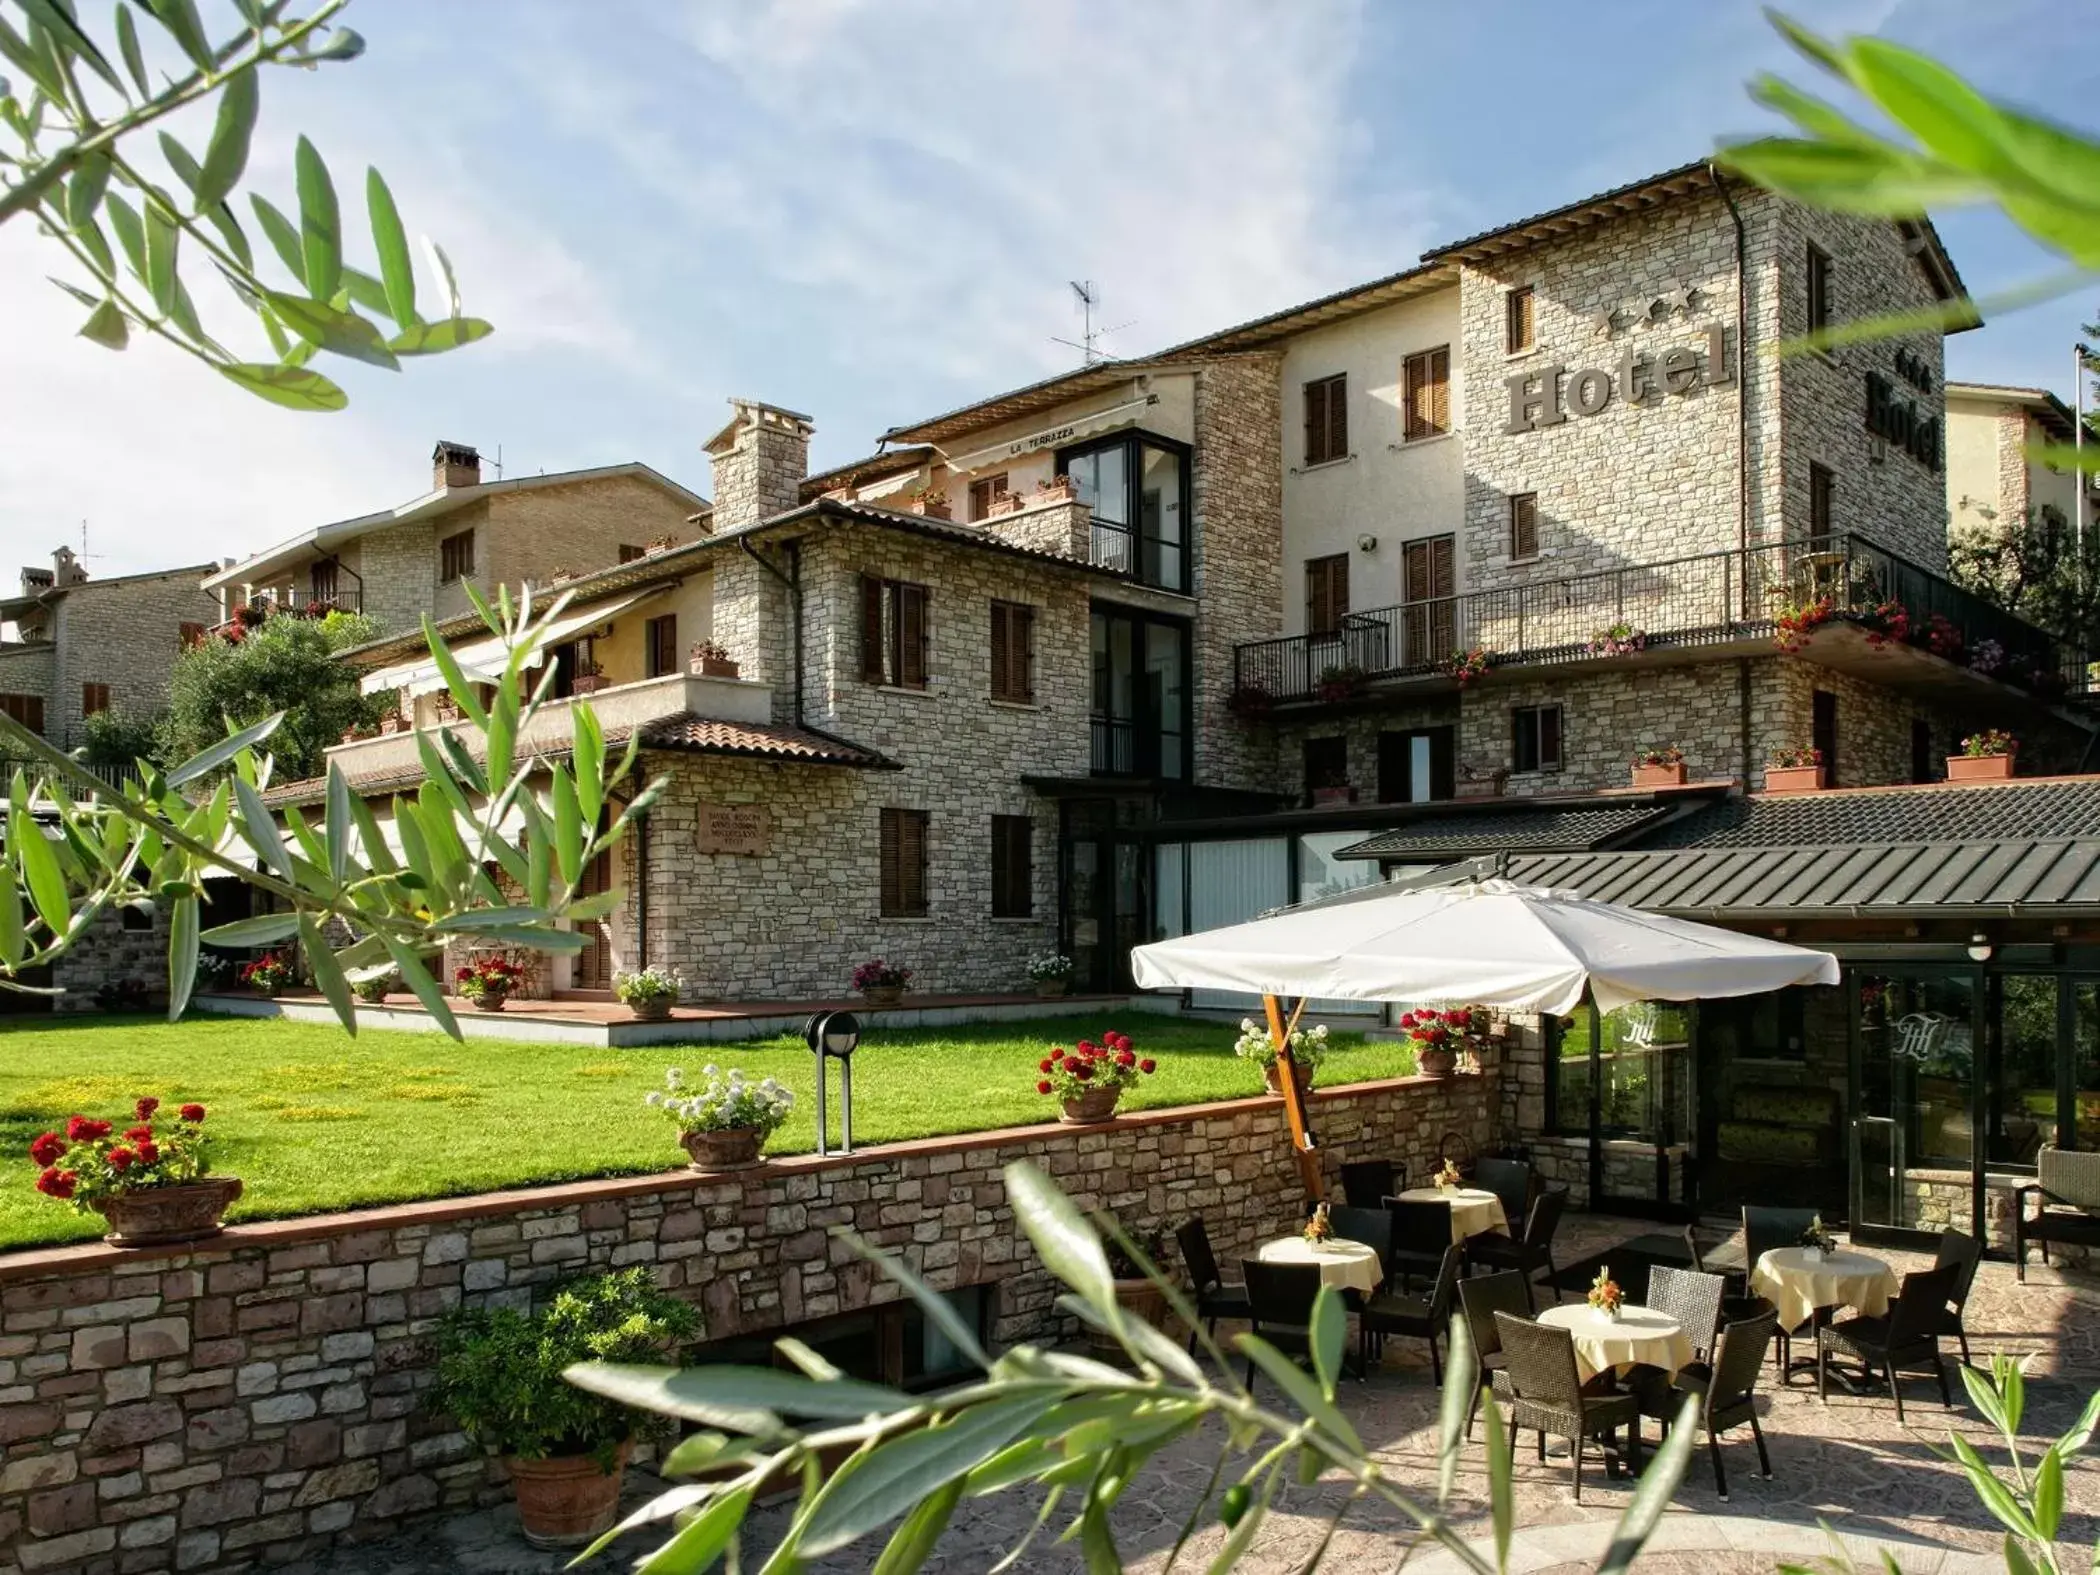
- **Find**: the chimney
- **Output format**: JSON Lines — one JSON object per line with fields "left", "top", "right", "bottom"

{"left": 50, "top": 545, "right": 87, "bottom": 587}
{"left": 432, "top": 440, "right": 482, "bottom": 491}
{"left": 703, "top": 400, "right": 814, "bottom": 531}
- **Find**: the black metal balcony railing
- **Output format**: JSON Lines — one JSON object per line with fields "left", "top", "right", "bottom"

{"left": 1233, "top": 533, "right": 2086, "bottom": 704}
{"left": 245, "top": 585, "right": 363, "bottom": 615}
{"left": 1089, "top": 519, "right": 1134, "bottom": 575}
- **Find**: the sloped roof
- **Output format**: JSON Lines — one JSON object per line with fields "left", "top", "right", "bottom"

{"left": 1946, "top": 382, "right": 2080, "bottom": 444}
{"left": 1637, "top": 777, "right": 2100, "bottom": 849}
{"left": 1339, "top": 800, "right": 1678, "bottom": 861}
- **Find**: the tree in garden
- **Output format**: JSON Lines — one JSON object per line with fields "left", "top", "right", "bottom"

{"left": 160, "top": 605, "right": 387, "bottom": 781}
{"left": 77, "top": 705, "right": 164, "bottom": 770}
{"left": 1949, "top": 504, "right": 2100, "bottom": 653}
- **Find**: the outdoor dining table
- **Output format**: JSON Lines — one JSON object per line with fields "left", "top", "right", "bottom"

{"left": 1750, "top": 1246, "right": 1898, "bottom": 1333}
{"left": 1537, "top": 1303, "right": 1694, "bottom": 1383}
{"left": 1392, "top": 1186, "right": 1508, "bottom": 1243}
{"left": 1256, "top": 1235, "right": 1384, "bottom": 1296}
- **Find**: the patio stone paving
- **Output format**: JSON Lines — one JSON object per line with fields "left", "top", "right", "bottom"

{"left": 283, "top": 1213, "right": 2100, "bottom": 1574}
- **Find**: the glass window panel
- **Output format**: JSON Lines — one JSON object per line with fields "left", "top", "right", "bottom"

{"left": 2076, "top": 983, "right": 2100, "bottom": 1150}
{"left": 1187, "top": 838, "right": 1288, "bottom": 1011}
{"left": 1139, "top": 445, "right": 1185, "bottom": 590}
{"left": 1992, "top": 975, "right": 2058, "bottom": 1167}
{"left": 1154, "top": 843, "right": 1186, "bottom": 940}
{"left": 1145, "top": 623, "right": 1185, "bottom": 779}
{"left": 1068, "top": 446, "right": 1129, "bottom": 524}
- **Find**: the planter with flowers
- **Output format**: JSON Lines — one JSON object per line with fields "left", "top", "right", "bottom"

{"left": 911, "top": 489, "right": 952, "bottom": 521}
{"left": 1772, "top": 593, "right": 1832, "bottom": 652}
{"left": 614, "top": 966, "right": 683, "bottom": 1022}
{"left": 1433, "top": 1156, "right": 1464, "bottom": 1193}
{"left": 1949, "top": 729, "right": 2016, "bottom": 783}
{"left": 1226, "top": 682, "right": 1275, "bottom": 721}
{"left": 1798, "top": 1214, "right": 1839, "bottom": 1265}
{"left": 1027, "top": 953, "right": 1073, "bottom": 998}
{"left": 378, "top": 705, "right": 406, "bottom": 736}
{"left": 1915, "top": 612, "right": 1965, "bottom": 663}
{"left": 1315, "top": 663, "right": 1366, "bottom": 704}
{"left": 569, "top": 659, "right": 606, "bottom": 697}
{"left": 1234, "top": 1016, "right": 1329, "bottom": 1096}
{"left": 1035, "top": 476, "right": 1078, "bottom": 506}
{"left": 1098, "top": 1231, "right": 1170, "bottom": 1351}
{"left": 457, "top": 955, "right": 527, "bottom": 1012}
{"left": 1587, "top": 1267, "right": 1624, "bottom": 1322}
{"left": 1441, "top": 646, "right": 1492, "bottom": 687}
{"left": 853, "top": 959, "right": 912, "bottom": 1007}
{"left": 29, "top": 1098, "right": 238, "bottom": 1246}
{"left": 1632, "top": 745, "right": 1686, "bottom": 789}
{"left": 1302, "top": 1201, "right": 1336, "bottom": 1250}
{"left": 1586, "top": 622, "right": 1647, "bottom": 658}
{"left": 646, "top": 1065, "right": 793, "bottom": 1170}
{"left": 431, "top": 1268, "right": 699, "bottom": 1549}
{"left": 351, "top": 970, "right": 399, "bottom": 1005}
{"left": 1400, "top": 1007, "right": 1480, "bottom": 1078}
{"left": 690, "top": 640, "right": 740, "bottom": 680}
{"left": 1035, "top": 1030, "right": 1155, "bottom": 1124}
{"left": 240, "top": 951, "right": 292, "bottom": 998}
{"left": 1858, "top": 598, "right": 1910, "bottom": 647}
{"left": 1766, "top": 746, "right": 1826, "bottom": 794}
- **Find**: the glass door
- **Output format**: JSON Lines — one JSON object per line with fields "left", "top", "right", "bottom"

{"left": 1560, "top": 1001, "right": 1696, "bottom": 1219}
{"left": 1852, "top": 971, "right": 1979, "bottom": 1244}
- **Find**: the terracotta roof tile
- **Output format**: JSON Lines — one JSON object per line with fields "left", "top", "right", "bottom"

{"left": 638, "top": 714, "right": 892, "bottom": 768}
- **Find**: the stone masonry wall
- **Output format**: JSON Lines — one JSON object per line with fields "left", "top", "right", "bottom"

{"left": 45, "top": 570, "right": 220, "bottom": 748}
{"left": 482, "top": 476, "right": 698, "bottom": 600}
{"left": 0, "top": 1074, "right": 1492, "bottom": 1575}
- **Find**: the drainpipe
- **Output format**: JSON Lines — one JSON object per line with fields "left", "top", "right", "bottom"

{"left": 1710, "top": 161, "right": 1756, "bottom": 792}
{"left": 737, "top": 535, "right": 805, "bottom": 727}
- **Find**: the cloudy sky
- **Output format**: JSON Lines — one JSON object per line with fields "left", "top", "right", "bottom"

{"left": 4, "top": 0, "right": 2096, "bottom": 579}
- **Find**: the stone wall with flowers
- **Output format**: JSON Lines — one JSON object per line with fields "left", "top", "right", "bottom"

{"left": 0, "top": 1073, "right": 1491, "bottom": 1574}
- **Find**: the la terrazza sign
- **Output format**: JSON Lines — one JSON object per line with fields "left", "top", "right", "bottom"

{"left": 1505, "top": 325, "right": 1734, "bottom": 433}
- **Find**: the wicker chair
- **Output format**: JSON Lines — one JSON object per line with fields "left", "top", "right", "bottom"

{"left": 1457, "top": 1269, "right": 1531, "bottom": 1437}
{"left": 1742, "top": 1206, "right": 1818, "bottom": 1372}
{"left": 1340, "top": 1159, "right": 1400, "bottom": 1210}
{"left": 1636, "top": 1309, "right": 1779, "bottom": 1501}
{"left": 1494, "top": 1311, "right": 1642, "bottom": 1503}
{"left": 1473, "top": 1157, "right": 1535, "bottom": 1234}
{"left": 1361, "top": 1243, "right": 1463, "bottom": 1380}
{"left": 1646, "top": 1266, "right": 1728, "bottom": 1363}
{"left": 1240, "top": 1259, "right": 1324, "bottom": 1392}
{"left": 1466, "top": 1187, "right": 1567, "bottom": 1310}
{"left": 1815, "top": 1262, "right": 1959, "bottom": 1423}
{"left": 1385, "top": 1197, "right": 1455, "bottom": 1289}
{"left": 1175, "top": 1218, "right": 1250, "bottom": 1352}
{"left": 2014, "top": 1148, "right": 2100, "bottom": 1281}
{"left": 1328, "top": 1206, "right": 1394, "bottom": 1301}
{"left": 1931, "top": 1229, "right": 1983, "bottom": 1366}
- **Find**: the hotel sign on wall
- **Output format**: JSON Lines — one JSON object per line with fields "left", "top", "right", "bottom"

{"left": 695, "top": 803, "right": 770, "bottom": 856}
{"left": 1505, "top": 324, "right": 1735, "bottom": 434}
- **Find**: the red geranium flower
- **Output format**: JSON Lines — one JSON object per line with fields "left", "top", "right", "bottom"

{"left": 135, "top": 1097, "right": 160, "bottom": 1121}
{"left": 1049, "top": 1047, "right": 1065, "bottom": 1062}
{"left": 107, "top": 1147, "right": 135, "bottom": 1172}
{"left": 29, "top": 1132, "right": 64, "bottom": 1168}
{"left": 1038, "top": 1058, "right": 1054, "bottom": 1073}
{"left": 1035, "top": 1080, "right": 1053, "bottom": 1095}
{"left": 137, "top": 1142, "right": 160, "bottom": 1166}
{"left": 1139, "top": 1058, "right": 1157, "bottom": 1074}
{"left": 179, "top": 1104, "right": 206, "bottom": 1123}
{"left": 1071, "top": 1062, "right": 1093, "bottom": 1080}
{"left": 65, "top": 1116, "right": 112, "bottom": 1142}
{"left": 1116, "top": 1050, "right": 1135, "bottom": 1067}
{"left": 1077, "top": 1040, "right": 1097, "bottom": 1055}
{"left": 35, "top": 1168, "right": 76, "bottom": 1199}
{"left": 124, "top": 1124, "right": 154, "bottom": 1144}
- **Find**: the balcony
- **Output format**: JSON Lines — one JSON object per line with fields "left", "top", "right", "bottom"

{"left": 1233, "top": 534, "right": 2088, "bottom": 707}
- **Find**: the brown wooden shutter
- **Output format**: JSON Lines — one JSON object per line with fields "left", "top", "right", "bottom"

{"left": 1403, "top": 354, "right": 1425, "bottom": 440}
{"left": 991, "top": 815, "right": 1032, "bottom": 917}
{"left": 81, "top": 683, "right": 110, "bottom": 717}
{"left": 1303, "top": 378, "right": 1327, "bottom": 465}
{"left": 898, "top": 584, "right": 928, "bottom": 688}
{"left": 1506, "top": 287, "right": 1534, "bottom": 354}
{"left": 1306, "top": 554, "right": 1349, "bottom": 636}
{"left": 992, "top": 602, "right": 1035, "bottom": 703}
{"left": 881, "top": 808, "right": 929, "bottom": 917}
{"left": 1509, "top": 493, "right": 1539, "bottom": 559}
{"left": 1427, "top": 347, "right": 1450, "bottom": 434}
{"left": 1329, "top": 376, "right": 1348, "bottom": 461}
{"left": 861, "top": 576, "right": 886, "bottom": 683}
{"left": 0, "top": 693, "right": 45, "bottom": 734}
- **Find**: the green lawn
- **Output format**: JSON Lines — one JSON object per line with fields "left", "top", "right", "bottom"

{"left": 0, "top": 1013, "right": 1416, "bottom": 1251}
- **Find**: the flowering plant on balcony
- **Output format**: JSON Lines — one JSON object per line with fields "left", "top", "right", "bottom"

{"left": 1767, "top": 745, "right": 1823, "bottom": 768}
{"left": 1634, "top": 745, "right": 1684, "bottom": 768}
{"left": 1440, "top": 646, "right": 1491, "bottom": 686}
{"left": 28, "top": 1097, "right": 212, "bottom": 1208}
{"left": 1968, "top": 638, "right": 2007, "bottom": 675}
{"left": 1032, "top": 1032, "right": 1155, "bottom": 1100}
{"left": 231, "top": 601, "right": 267, "bottom": 629}
{"left": 1960, "top": 729, "right": 2016, "bottom": 758}
{"left": 1857, "top": 598, "right": 1910, "bottom": 647}
{"left": 1315, "top": 663, "right": 1366, "bottom": 702}
{"left": 1226, "top": 681, "right": 1275, "bottom": 719}
{"left": 1917, "top": 612, "right": 1964, "bottom": 661}
{"left": 238, "top": 951, "right": 292, "bottom": 995}
{"left": 1233, "top": 1016, "right": 1330, "bottom": 1072}
{"left": 455, "top": 955, "right": 526, "bottom": 1002}
{"left": 1772, "top": 593, "right": 1832, "bottom": 651}
{"left": 1586, "top": 621, "right": 1646, "bottom": 657}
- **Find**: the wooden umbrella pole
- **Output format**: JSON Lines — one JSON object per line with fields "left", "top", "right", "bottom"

{"left": 1266, "top": 993, "right": 1323, "bottom": 1201}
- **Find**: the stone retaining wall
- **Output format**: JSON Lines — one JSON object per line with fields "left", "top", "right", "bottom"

{"left": 0, "top": 1074, "right": 1491, "bottom": 1574}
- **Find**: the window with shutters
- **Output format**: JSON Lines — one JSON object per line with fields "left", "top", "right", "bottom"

{"left": 439, "top": 529, "right": 475, "bottom": 583}
{"left": 990, "top": 814, "right": 1033, "bottom": 918}
{"left": 178, "top": 622, "right": 207, "bottom": 650}
{"left": 0, "top": 693, "right": 44, "bottom": 734}
{"left": 1400, "top": 534, "right": 1456, "bottom": 668}
{"left": 1403, "top": 346, "right": 1451, "bottom": 440}
{"left": 968, "top": 474, "right": 1010, "bottom": 520}
{"left": 1806, "top": 243, "right": 1834, "bottom": 336}
{"left": 1505, "top": 286, "right": 1535, "bottom": 355}
{"left": 1303, "top": 374, "right": 1347, "bottom": 466}
{"left": 618, "top": 544, "right": 645, "bottom": 564}
{"left": 645, "top": 613, "right": 679, "bottom": 678}
{"left": 1512, "top": 705, "right": 1563, "bottom": 773}
{"left": 1305, "top": 554, "right": 1350, "bottom": 638}
{"left": 1508, "top": 492, "right": 1539, "bottom": 560}
{"left": 879, "top": 808, "right": 930, "bottom": 918}
{"left": 860, "top": 577, "right": 931, "bottom": 689}
{"left": 1808, "top": 462, "right": 1835, "bottom": 548}
{"left": 81, "top": 683, "right": 110, "bottom": 718}
{"left": 989, "top": 600, "right": 1035, "bottom": 703}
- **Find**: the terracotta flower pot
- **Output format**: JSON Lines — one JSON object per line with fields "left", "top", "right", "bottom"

{"left": 1946, "top": 752, "right": 2014, "bottom": 783}
{"left": 570, "top": 675, "right": 605, "bottom": 695}
{"left": 94, "top": 1176, "right": 243, "bottom": 1247}
{"left": 862, "top": 985, "right": 903, "bottom": 1008}
{"left": 1632, "top": 762, "right": 1688, "bottom": 788}
{"left": 1765, "top": 764, "right": 1826, "bottom": 794}
{"left": 1061, "top": 1087, "right": 1122, "bottom": 1124}
{"left": 1034, "top": 978, "right": 1069, "bottom": 998}
{"left": 1088, "top": 1279, "right": 1168, "bottom": 1356}
{"left": 1263, "top": 1061, "right": 1313, "bottom": 1097}
{"left": 627, "top": 997, "right": 673, "bottom": 1022}
{"left": 682, "top": 1127, "right": 763, "bottom": 1171}
{"left": 698, "top": 656, "right": 740, "bottom": 679}
{"left": 505, "top": 1443, "right": 630, "bottom": 1549}
{"left": 1417, "top": 1044, "right": 1457, "bottom": 1079}
{"left": 471, "top": 987, "right": 510, "bottom": 1013}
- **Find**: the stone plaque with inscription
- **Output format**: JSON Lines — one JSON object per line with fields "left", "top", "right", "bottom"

{"left": 695, "top": 803, "right": 770, "bottom": 856}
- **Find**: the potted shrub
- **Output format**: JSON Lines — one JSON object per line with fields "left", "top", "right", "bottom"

{"left": 986, "top": 491, "right": 1025, "bottom": 519}
{"left": 239, "top": 950, "right": 292, "bottom": 998}
{"left": 690, "top": 640, "right": 740, "bottom": 680}
{"left": 646, "top": 1065, "right": 794, "bottom": 1170}
{"left": 1035, "top": 476, "right": 1077, "bottom": 506}
{"left": 1772, "top": 592, "right": 1833, "bottom": 652}
{"left": 1095, "top": 1232, "right": 1170, "bottom": 1356}
{"left": 1949, "top": 729, "right": 2017, "bottom": 783}
{"left": 1034, "top": 1031, "right": 1155, "bottom": 1124}
{"left": 1027, "top": 953, "right": 1073, "bottom": 998}
{"left": 351, "top": 970, "right": 399, "bottom": 1005}
{"left": 1586, "top": 622, "right": 1647, "bottom": 657}
{"left": 614, "top": 966, "right": 683, "bottom": 1022}
{"left": 911, "top": 488, "right": 952, "bottom": 521}
{"left": 1859, "top": 598, "right": 1911, "bottom": 647}
{"left": 1315, "top": 663, "right": 1365, "bottom": 703}
{"left": 1633, "top": 745, "right": 1687, "bottom": 788}
{"left": 1766, "top": 745, "right": 1826, "bottom": 794}
{"left": 430, "top": 1268, "right": 699, "bottom": 1549}
{"left": 569, "top": 657, "right": 606, "bottom": 696}
{"left": 378, "top": 704, "right": 406, "bottom": 736}
{"left": 28, "top": 1098, "right": 241, "bottom": 1247}
{"left": 1400, "top": 1007, "right": 1479, "bottom": 1078}
{"left": 1441, "top": 646, "right": 1491, "bottom": 687}
{"left": 853, "top": 958, "right": 912, "bottom": 1007}
{"left": 456, "top": 955, "right": 526, "bottom": 1011}
{"left": 1235, "top": 1016, "right": 1329, "bottom": 1096}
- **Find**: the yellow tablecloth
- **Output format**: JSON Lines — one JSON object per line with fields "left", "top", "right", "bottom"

{"left": 1750, "top": 1247, "right": 1898, "bottom": 1332}
{"left": 1538, "top": 1303, "right": 1694, "bottom": 1382}
{"left": 1257, "top": 1236, "right": 1383, "bottom": 1295}
{"left": 1393, "top": 1187, "right": 1509, "bottom": 1243}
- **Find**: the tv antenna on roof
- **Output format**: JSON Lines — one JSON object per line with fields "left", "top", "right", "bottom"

{"left": 1052, "top": 280, "right": 1133, "bottom": 368}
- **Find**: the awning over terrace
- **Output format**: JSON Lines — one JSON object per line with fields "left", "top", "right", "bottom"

{"left": 358, "top": 587, "right": 669, "bottom": 698}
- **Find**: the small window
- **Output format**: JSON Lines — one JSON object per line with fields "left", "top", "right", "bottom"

{"left": 989, "top": 600, "right": 1035, "bottom": 703}
{"left": 861, "top": 578, "right": 931, "bottom": 689}
{"left": 439, "top": 530, "right": 475, "bottom": 584}
{"left": 991, "top": 815, "right": 1033, "bottom": 918}
{"left": 178, "top": 622, "right": 207, "bottom": 650}
{"left": 1505, "top": 286, "right": 1535, "bottom": 354}
{"left": 1303, "top": 374, "right": 1348, "bottom": 466}
{"left": 1806, "top": 243, "right": 1834, "bottom": 336}
{"left": 0, "top": 693, "right": 45, "bottom": 734}
{"left": 1812, "top": 689, "right": 1838, "bottom": 786}
{"left": 1508, "top": 492, "right": 1539, "bottom": 560}
{"left": 81, "top": 683, "right": 110, "bottom": 718}
{"left": 1808, "top": 462, "right": 1835, "bottom": 547}
{"left": 1403, "top": 346, "right": 1451, "bottom": 440}
{"left": 1512, "top": 705, "right": 1563, "bottom": 773}
{"left": 968, "top": 474, "right": 1010, "bottom": 521}
{"left": 1303, "top": 735, "right": 1348, "bottom": 798}
{"left": 1305, "top": 553, "right": 1350, "bottom": 638}
{"left": 645, "top": 614, "right": 679, "bottom": 679}
{"left": 618, "top": 544, "right": 645, "bottom": 564}
{"left": 879, "top": 808, "right": 929, "bottom": 919}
